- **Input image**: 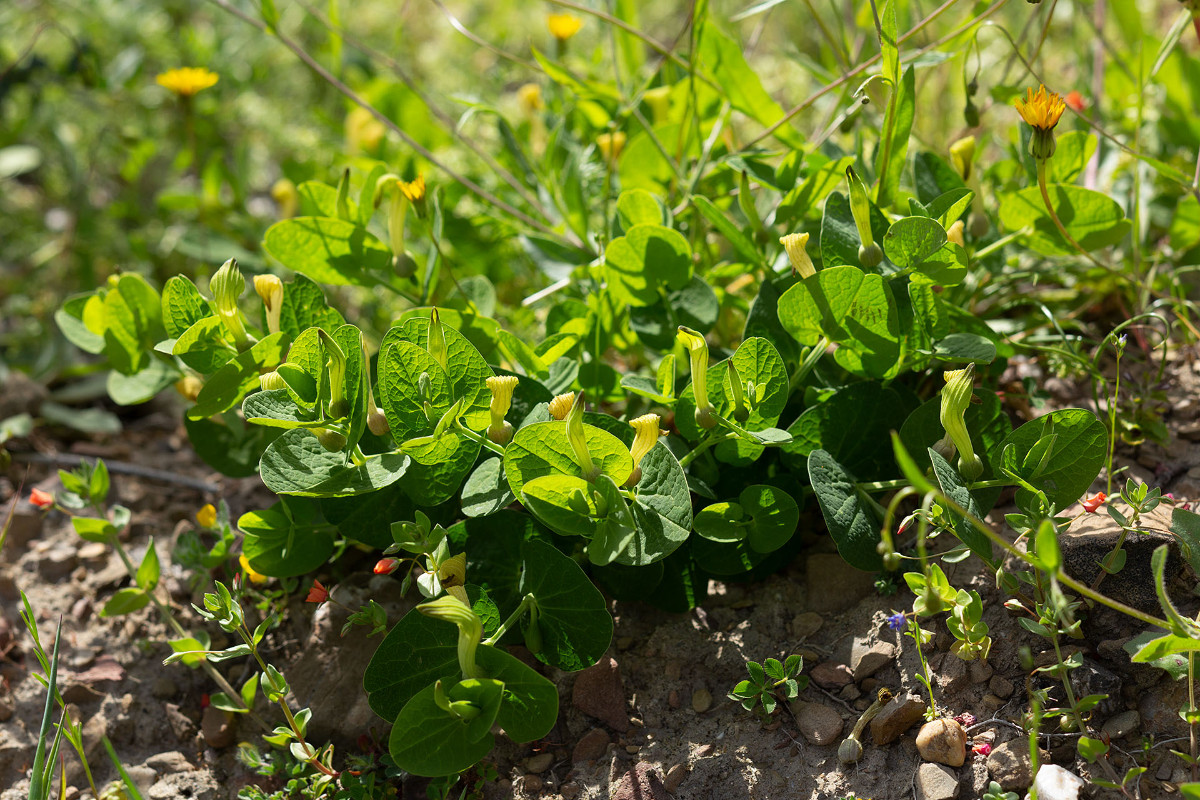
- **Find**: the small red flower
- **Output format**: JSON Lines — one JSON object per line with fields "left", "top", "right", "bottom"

{"left": 374, "top": 557, "right": 401, "bottom": 575}
{"left": 1081, "top": 492, "right": 1107, "bottom": 513}
{"left": 306, "top": 580, "right": 329, "bottom": 604}
{"left": 973, "top": 742, "right": 992, "bottom": 757}
{"left": 29, "top": 489, "right": 54, "bottom": 509}
{"left": 200, "top": 693, "right": 210, "bottom": 709}
{"left": 1064, "top": 91, "right": 1087, "bottom": 112}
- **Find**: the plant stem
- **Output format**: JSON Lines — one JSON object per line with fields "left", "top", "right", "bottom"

{"left": 1034, "top": 159, "right": 1124, "bottom": 282}
{"left": 483, "top": 594, "right": 536, "bottom": 646}
{"left": 1105, "top": 345, "right": 1122, "bottom": 496}
{"left": 678, "top": 432, "right": 738, "bottom": 468}
{"left": 454, "top": 421, "right": 507, "bottom": 456}
{"left": 1191, "top": 651, "right": 1198, "bottom": 782}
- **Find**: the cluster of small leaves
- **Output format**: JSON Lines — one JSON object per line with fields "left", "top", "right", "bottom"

{"left": 729, "top": 655, "right": 806, "bottom": 719}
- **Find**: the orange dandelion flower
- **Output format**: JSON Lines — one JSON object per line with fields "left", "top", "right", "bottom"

{"left": 1064, "top": 90, "right": 1087, "bottom": 112}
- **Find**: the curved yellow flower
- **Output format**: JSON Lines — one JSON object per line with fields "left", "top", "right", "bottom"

{"left": 625, "top": 414, "right": 663, "bottom": 487}
{"left": 156, "top": 67, "right": 219, "bottom": 97}
{"left": 547, "top": 13, "right": 583, "bottom": 42}
{"left": 196, "top": 503, "right": 218, "bottom": 529}
{"left": 1014, "top": 85, "right": 1066, "bottom": 131}
{"left": 239, "top": 554, "right": 269, "bottom": 585}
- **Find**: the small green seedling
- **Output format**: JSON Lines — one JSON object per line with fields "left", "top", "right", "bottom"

{"left": 729, "top": 655, "right": 806, "bottom": 719}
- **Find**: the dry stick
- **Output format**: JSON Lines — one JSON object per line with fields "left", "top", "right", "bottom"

{"left": 204, "top": 0, "right": 584, "bottom": 252}
{"left": 12, "top": 452, "right": 219, "bottom": 494}
{"left": 294, "top": 0, "right": 553, "bottom": 225}
{"left": 428, "top": 0, "right": 537, "bottom": 69}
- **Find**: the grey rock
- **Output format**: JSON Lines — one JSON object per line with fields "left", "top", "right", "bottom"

{"left": 792, "top": 702, "right": 844, "bottom": 746}
{"left": 37, "top": 545, "right": 77, "bottom": 582}
{"left": 935, "top": 653, "right": 970, "bottom": 694}
{"left": 148, "top": 771, "right": 221, "bottom": 800}
{"left": 987, "top": 740, "right": 1039, "bottom": 791}
{"left": 144, "top": 751, "right": 192, "bottom": 774}
{"left": 989, "top": 675, "right": 1015, "bottom": 699}
{"left": 916, "top": 762, "right": 960, "bottom": 800}
{"left": 850, "top": 639, "right": 896, "bottom": 681}
{"left": 572, "top": 656, "right": 630, "bottom": 731}
{"left": 1101, "top": 710, "right": 1139, "bottom": 740}
{"left": 916, "top": 719, "right": 967, "bottom": 767}
{"left": 805, "top": 554, "right": 876, "bottom": 612}
{"left": 164, "top": 703, "right": 197, "bottom": 742}
{"left": 1061, "top": 507, "right": 1184, "bottom": 613}
{"left": 124, "top": 766, "right": 156, "bottom": 796}
{"left": 870, "top": 694, "right": 927, "bottom": 745}
{"left": 525, "top": 752, "right": 553, "bottom": 773}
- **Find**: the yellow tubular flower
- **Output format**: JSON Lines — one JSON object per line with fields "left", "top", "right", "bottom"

{"left": 437, "top": 553, "right": 467, "bottom": 587}
{"left": 271, "top": 178, "right": 298, "bottom": 219}
{"left": 345, "top": 106, "right": 385, "bottom": 154}
{"left": 419, "top": 593, "right": 483, "bottom": 679}
{"left": 175, "top": 376, "right": 202, "bottom": 402}
{"left": 239, "top": 554, "right": 269, "bottom": 585}
{"left": 254, "top": 275, "right": 284, "bottom": 335}
{"left": 548, "top": 392, "right": 575, "bottom": 421}
{"left": 259, "top": 371, "right": 287, "bottom": 392}
{"left": 940, "top": 364, "right": 983, "bottom": 481}
{"left": 597, "top": 132, "right": 626, "bottom": 165}
{"left": 1014, "top": 85, "right": 1066, "bottom": 161}
{"left": 547, "top": 13, "right": 583, "bottom": 42}
{"left": 779, "top": 232, "right": 815, "bottom": 278}
{"left": 946, "top": 220, "right": 965, "bottom": 248}
{"left": 625, "top": 414, "right": 663, "bottom": 487}
{"left": 517, "top": 83, "right": 544, "bottom": 114}
{"left": 486, "top": 375, "right": 519, "bottom": 445}
{"left": 948, "top": 136, "right": 976, "bottom": 182}
{"left": 156, "top": 67, "right": 218, "bottom": 97}
{"left": 210, "top": 258, "right": 250, "bottom": 348}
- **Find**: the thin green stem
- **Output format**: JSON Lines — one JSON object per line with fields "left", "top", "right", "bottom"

{"left": 454, "top": 421, "right": 507, "bottom": 456}
{"left": 1105, "top": 347, "right": 1122, "bottom": 496}
{"left": 678, "top": 431, "right": 738, "bottom": 468}
{"left": 484, "top": 593, "right": 536, "bottom": 646}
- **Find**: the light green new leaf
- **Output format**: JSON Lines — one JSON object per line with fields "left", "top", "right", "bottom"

{"left": 998, "top": 184, "right": 1130, "bottom": 255}
{"left": 604, "top": 224, "right": 693, "bottom": 307}
{"left": 263, "top": 217, "right": 392, "bottom": 285}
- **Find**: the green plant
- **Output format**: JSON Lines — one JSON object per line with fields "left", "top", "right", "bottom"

{"left": 982, "top": 781, "right": 1018, "bottom": 800}
{"left": 729, "top": 655, "right": 806, "bottom": 720}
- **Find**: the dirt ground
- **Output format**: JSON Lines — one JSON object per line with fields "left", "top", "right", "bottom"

{"left": 4, "top": 348, "right": 1200, "bottom": 800}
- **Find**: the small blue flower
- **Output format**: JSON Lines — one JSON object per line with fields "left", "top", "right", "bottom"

{"left": 886, "top": 612, "right": 907, "bottom": 631}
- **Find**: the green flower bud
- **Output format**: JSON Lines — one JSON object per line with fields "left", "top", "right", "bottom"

{"left": 427, "top": 309, "right": 448, "bottom": 370}
{"left": 727, "top": 361, "right": 749, "bottom": 423}
{"left": 368, "top": 407, "right": 390, "bottom": 437}
{"left": 419, "top": 587, "right": 483, "bottom": 679}
{"left": 209, "top": 258, "right": 251, "bottom": 347}
{"left": 315, "top": 428, "right": 347, "bottom": 452}
{"left": 317, "top": 330, "right": 348, "bottom": 419}
{"left": 939, "top": 364, "right": 983, "bottom": 481}
{"left": 846, "top": 166, "right": 876, "bottom": 253}
{"left": 253, "top": 274, "right": 284, "bottom": 336}
{"left": 677, "top": 326, "right": 716, "bottom": 429}
{"left": 564, "top": 391, "right": 600, "bottom": 481}
{"left": 858, "top": 242, "right": 883, "bottom": 269}
{"left": 259, "top": 370, "right": 287, "bottom": 392}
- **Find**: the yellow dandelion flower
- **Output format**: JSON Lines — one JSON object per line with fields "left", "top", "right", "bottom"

{"left": 239, "top": 553, "right": 269, "bottom": 585}
{"left": 1014, "top": 85, "right": 1066, "bottom": 131}
{"left": 547, "top": 13, "right": 583, "bottom": 42}
{"left": 1015, "top": 85, "right": 1066, "bottom": 161}
{"left": 517, "top": 83, "right": 545, "bottom": 114}
{"left": 196, "top": 503, "right": 217, "bottom": 529}
{"left": 597, "top": 131, "right": 626, "bottom": 164}
{"left": 398, "top": 175, "right": 425, "bottom": 204}
{"left": 156, "top": 67, "right": 219, "bottom": 97}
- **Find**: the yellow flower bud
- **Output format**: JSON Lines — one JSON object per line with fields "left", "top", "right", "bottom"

{"left": 946, "top": 220, "right": 965, "bottom": 248}
{"left": 625, "top": 414, "right": 663, "bottom": 487}
{"left": 399, "top": 175, "right": 427, "bottom": 218}
{"left": 643, "top": 86, "right": 671, "bottom": 123}
{"left": 518, "top": 83, "right": 544, "bottom": 114}
{"left": 239, "top": 553, "right": 269, "bottom": 585}
{"left": 259, "top": 370, "right": 287, "bottom": 392}
{"left": 779, "top": 232, "right": 815, "bottom": 278}
{"left": 196, "top": 503, "right": 217, "bottom": 528}
{"left": 271, "top": 178, "right": 297, "bottom": 219}
{"left": 949, "top": 136, "right": 976, "bottom": 182}
{"left": 548, "top": 392, "right": 575, "bottom": 421}
{"left": 486, "top": 375, "right": 519, "bottom": 445}
{"left": 175, "top": 376, "right": 203, "bottom": 402}
{"left": 597, "top": 131, "right": 626, "bottom": 165}
{"left": 254, "top": 274, "right": 284, "bottom": 335}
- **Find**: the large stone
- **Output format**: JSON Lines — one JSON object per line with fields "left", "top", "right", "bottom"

{"left": 148, "top": 771, "right": 221, "bottom": 800}
{"left": 805, "top": 554, "right": 876, "bottom": 612}
{"left": 1101, "top": 710, "right": 1139, "bottom": 741}
{"left": 572, "top": 656, "right": 630, "bottom": 731}
{"left": 850, "top": 639, "right": 896, "bottom": 681}
{"left": 200, "top": 705, "right": 235, "bottom": 749}
{"left": 791, "top": 612, "right": 824, "bottom": 639}
{"left": 916, "top": 763, "right": 960, "bottom": 800}
{"left": 870, "top": 693, "right": 927, "bottom": 745}
{"left": 810, "top": 661, "right": 853, "bottom": 689}
{"left": 793, "top": 702, "right": 844, "bottom": 746}
{"left": 916, "top": 719, "right": 967, "bottom": 767}
{"left": 1060, "top": 507, "right": 1185, "bottom": 613}
{"left": 611, "top": 762, "right": 669, "bottom": 800}
{"left": 987, "top": 740, "right": 1038, "bottom": 791}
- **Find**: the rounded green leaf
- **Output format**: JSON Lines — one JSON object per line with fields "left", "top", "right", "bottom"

{"left": 262, "top": 217, "right": 392, "bottom": 286}
{"left": 260, "top": 428, "right": 410, "bottom": 497}
{"left": 518, "top": 540, "right": 612, "bottom": 671}
{"left": 378, "top": 341, "right": 451, "bottom": 439}
{"left": 239, "top": 501, "right": 335, "bottom": 577}
{"left": 808, "top": 449, "right": 883, "bottom": 571}
{"left": 694, "top": 501, "right": 747, "bottom": 543}
{"left": 521, "top": 474, "right": 600, "bottom": 537}
{"left": 504, "top": 420, "right": 633, "bottom": 499}
{"left": 604, "top": 224, "right": 692, "bottom": 307}
{"left": 740, "top": 485, "right": 798, "bottom": 553}
{"left": 882, "top": 216, "right": 947, "bottom": 269}
{"left": 998, "top": 184, "right": 1130, "bottom": 255}
{"left": 388, "top": 683, "right": 496, "bottom": 777}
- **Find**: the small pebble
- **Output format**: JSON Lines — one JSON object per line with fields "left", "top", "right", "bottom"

{"left": 526, "top": 752, "right": 553, "bottom": 773}
{"left": 668, "top": 690, "right": 680, "bottom": 709}
{"left": 692, "top": 688, "right": 712, "bottom": 713}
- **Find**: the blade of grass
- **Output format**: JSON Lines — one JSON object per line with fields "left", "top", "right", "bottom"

{"left": 102, "top": 737, "right": 145, "bottom": 800}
